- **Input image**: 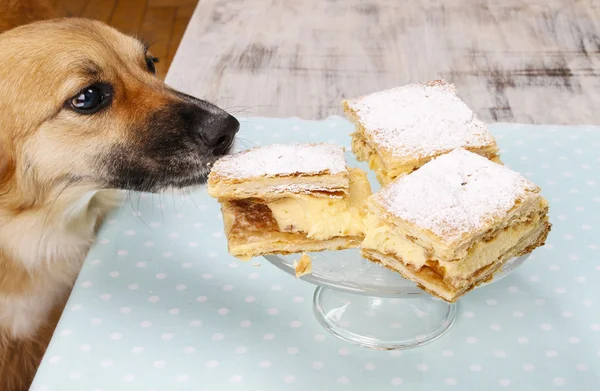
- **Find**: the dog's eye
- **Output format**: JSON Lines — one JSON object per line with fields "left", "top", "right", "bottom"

{"left": 69, "top": 83, "right": 113, "bottom": 114}
{"left": 146, "top": 56, "right": 159, "bottom": 75}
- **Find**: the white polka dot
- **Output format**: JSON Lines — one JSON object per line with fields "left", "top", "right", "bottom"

{"left": 128, "top": 284, "right": 139, "bottom": 290}
{"left": 523, "top": 363, "right": 535, "bottom": 372}
{"left": 590, "top": 324, "right": 600, "bottom": 331}
{"left": 212, "top": 333, "right": 224, "bottom": 341}
{"left": 290, "top": 321, "right": 302, "bottom": 328}
{"left": 466, "top": 336, "right": 478, "bottom": 344}
{"left": 442, "top": 349, "right": 454, "bottom": 357}
{"left": 364, "top": 363, "right": 376, "bottom": 371}
{"left": 445, "top": 378, "right": 457, "bottom": 386}
{"left": 546, "top": 350, "right": 558, "bottom": 357}
{"left": 245, "top": 296, "right": 256, "bottom": 303}
{"left": 161, "top": 333, "right": 174, "bottom": 341}
{"left": 540, "top": 323, "right": 552, "bottom": 331}
{"left": 71, "top": 304, "right": 83, "bottom": 311}
{"left": 283, "top": 375, "right": 296, "bottom": 384}
{"left": 568, "top": 336, "right": 580, "bottom": 344}
{"left": 338, "top": 376, "right": 350, "bottom": 385}
{"left": 314, "top": 334, "right": 325, "bottom": 341}
{"left": 583, "top": 299, "right": 594, "bottom": 306}
{"left": 230, "top": 375, "right": 243, "bottom": 383}
{"left": 136, "top": 262, "right": 146, "bottom": 268}
{"left": 555, "top": 287, "right": 567, "bottom": 294}
{"left": 490, "top": 323, "right": 502, "bottom": 331}
{"left": 534, "top": 299, "right": 546, "bottom": 305}
{"left": 553, "top": 378, "right": 566, "bottom": 386}
{"left": 131, "top": 346, "right": 144, "bottom": 354}
{"left": 499, "top": 379, "right": 511, "bottom": 387}
{"left": 140, "top": 321, "right": 152, "bottom": 328}
{"left": 100, "top": 293, "right": 111, "bottom": 301}
{"left": 117, "top": 250, "right": 128, "bottom": 256}
{"left": 287, "top": 347, "right": 299, "bottom": 355}
{"left": 293, "top": 296, "right": 304, "bottom": 303}
{"left": 517, "top": 337, "right": 529, "bottom": 344}
{"left": 576, "top": 364, "right": 588, "bottom": 371}
{"left": 188, "top": 241, "right": 198, "bottom": 247}
{"left": 108, "top": 271, "right": 119, "bottom": 278}
{"left": 207, "top": 251, "right": 218, "bottom": 258}
{"left": 175, "top": 284, "right": 186, "bottom": 291}
{"left": 338, "top": 348, "right": 350, "bottom": 356}
{"left": 513, "top": 311, "right": 525, "bottom": 318}
{"left": 267, "top": 308, "right": 278, "bottom": 315}
{"left": 508, "top": 286, "right": 519, "bottom": 293}
{"left": 196, "top": 296, "right": 207, "bottom": 303}
{"left": 123, "top": 374, "right": 134, "bottom": 382}
{"left": 391, "top": 378, "right": 403, "bottom": 386}
{"left": 575, "top": 276, "right": 586, "bottom": 283}
{"left": 91, "top": 318, "right": 102, "bottom": 325}
{"left": 390, "top": 351, "right": 402, "bottom": 357}
{"left": 69, "top": 372, "right": 82, "bottom": 379}
{"left": 206, "top": 360, "right": 219, "bottom": 369}
{"left": 494, "top": 350, "right": 507, "bottom": 358}
{"left": 218, "top": 308, "right": 229, "bottom": 315}
{"left": 176, "top": 375, "right": 189, "bottom": 383}
{"left": 271, "top": 284, "right": 282, "bottom": 291}
{"left": 312, "top": 361, "right": 324, "bottom": 370}
{"left": 529, "top": 275, "right": 540, "bottom": 282}
{"left": 100, "top": 360, "right": 113, "bottom": 368}
{"left": 463, "top": 311, "right": 475, "bottom": 318}
{"left": 259, "top": 361, "right": 271, "bottom": 368}
{"left": 183, "top": 346, "right": 195, "bottom": 354}
{"left": 81, "top": 281, "right": 92, "bottom": 288}
{"left": 163, "top": 252, "right": 173, "bottom": 258}
{"left": 486, "top": 299, "right": 497, "bottom": 306}
{"left": 48, "top": 356, "right": 60, "bottom": 364}
{"left": 155, "top": 273, "right": 167, "bottom": 279}
{"left": 202, "top": 273, "right": 213, "bottom": 280}
{"left": 80, "top": 344, "right": 92, "bottom": 352}
{"left": 110, "top": 332, "right": 122, "bottom": 340}
{"left": 153, "top": 361, "right": 166, "bottom": 369}
{"left": 240, "top": 320, "right": 252, "bottom": 328}
{"left": 148, "top": 295, "right": 160, "bottom": 303}
{"left": 248, "top": 272, "right": 260, "bottom": 279}
{"left": 222, "top": 284, "right": 234, "bottom": 291}
{"left": 143, "top": 241, "right": 154, "bottom": 247}
{"left": 470, "top": 364, "right": 482, "bottom": 372}
{"left": 416, "top": 364, "right": 429, "bottom": 372}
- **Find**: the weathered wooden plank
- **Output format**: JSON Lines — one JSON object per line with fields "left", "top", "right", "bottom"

{"left": 109, "top": 0, "right": 147, "bottom": 37}
{"left": 82, "top": 0, "right": 117, "bottom": 24}
{"left": 139, "top": 6, "right": 177, "bottom": 80}
{"left": 165, "top": 4, "right": 196, "bottom": 70}
{"left": 53, "top": 0, "right": 88, "bottom": 17}
{"left": 166, "top": 0, "right": 600, "bottom": 125}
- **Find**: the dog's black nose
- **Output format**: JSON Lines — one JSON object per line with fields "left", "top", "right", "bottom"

{"left": 200, "top": 114, "right": 240, "bottom": 153}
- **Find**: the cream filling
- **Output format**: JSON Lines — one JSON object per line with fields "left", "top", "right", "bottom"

{"left": 362, "top": 211, "right": 542, "bottom": 280}
{"left": 266, "top": 168, "right": 372, "bottom": 240}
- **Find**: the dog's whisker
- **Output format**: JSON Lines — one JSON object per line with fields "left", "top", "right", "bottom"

{"left": 127, "top": 191, "right": 151, "bottom": 230}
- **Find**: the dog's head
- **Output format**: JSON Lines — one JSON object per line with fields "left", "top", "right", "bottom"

{"left": 0, "top": 18, "right": 238, "bottom": 198}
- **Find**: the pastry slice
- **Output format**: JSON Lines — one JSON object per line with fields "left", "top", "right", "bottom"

{"left": 208, "top": 143, "right": 372, "bottom": 260}
{"left": 361, "top": 149, "right": 551, "bottom": 302}
{"left": 343, "top": 80, "right": 501, "bottom": 185}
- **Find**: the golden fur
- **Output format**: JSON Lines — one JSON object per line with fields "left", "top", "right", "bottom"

{"left": 0, "top": 9, "right": 238, "bottom": 391}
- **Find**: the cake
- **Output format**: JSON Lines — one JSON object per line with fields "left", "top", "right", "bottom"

{"left": 343, "top": 80, "right": 501, "bottom": 185}
{"left": 207, "top": 143, "right": 372, "bottom": 260}
{"left": 360, "top": 149, "right": 551, "bottom": 302}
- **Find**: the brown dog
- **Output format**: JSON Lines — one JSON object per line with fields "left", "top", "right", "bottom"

{"left": 0, "top": 14, "right": 239, "bottom": 391}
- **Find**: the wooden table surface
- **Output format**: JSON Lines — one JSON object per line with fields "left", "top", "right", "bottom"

{"left": 166, "top": 0, "right": 600, "bottom": 125}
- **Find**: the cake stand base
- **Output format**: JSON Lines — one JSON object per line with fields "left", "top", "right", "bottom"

{"left": 313, "top": 286, "right": 458, "bottom": 350}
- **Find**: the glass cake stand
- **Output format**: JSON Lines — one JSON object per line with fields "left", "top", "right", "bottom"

{"left": 263, "top": 153, "right": 530, "bottom": 350}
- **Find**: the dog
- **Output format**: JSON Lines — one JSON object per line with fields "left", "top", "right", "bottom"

{"left": 0, "top": 15, "right": 239, "bottom": 391}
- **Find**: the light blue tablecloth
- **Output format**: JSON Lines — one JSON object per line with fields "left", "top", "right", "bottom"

{"left": 31, "top": 117, "right": 600, "bottom": 391}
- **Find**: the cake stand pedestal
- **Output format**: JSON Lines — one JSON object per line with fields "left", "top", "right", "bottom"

{"left": 265, "top": 249, "right": 527, "bottom": 350}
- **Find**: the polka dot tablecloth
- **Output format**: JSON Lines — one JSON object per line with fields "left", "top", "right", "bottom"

{"left": 32, "top": 117, "right": 599, "bottom": 391}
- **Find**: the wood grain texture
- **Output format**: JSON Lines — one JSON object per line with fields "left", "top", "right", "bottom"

{"left": 166, "top": 0, "right": 600, "bottom": 124}
{"left": 82, "top": 0, "right": 117, "bottom": 23}
{"left": 139, "top": 6, "right": 177, "bottom": 79}
{"left": 109, "top": 0, "right": 147, "bottom": 37}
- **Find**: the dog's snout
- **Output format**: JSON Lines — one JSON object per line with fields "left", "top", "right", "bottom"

{"left": 199, "top": 114, "right": 239, "bottom": 152}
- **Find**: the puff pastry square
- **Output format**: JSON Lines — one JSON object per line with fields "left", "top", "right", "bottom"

{"left": 343, "top": 80, "right": 501, "bottom": 185}
{"left": 360, "top": 149, "right": 551, "bottom": 302}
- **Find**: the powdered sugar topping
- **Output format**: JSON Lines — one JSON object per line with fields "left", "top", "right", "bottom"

{"left": 373, "top": 149, "right": 539, "bottom": 243}
{"left": 211, "top": 143, "right": 347, "bottom": 179}
{"left": 346, "top": 81, "right": 497, "bottom": 160}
